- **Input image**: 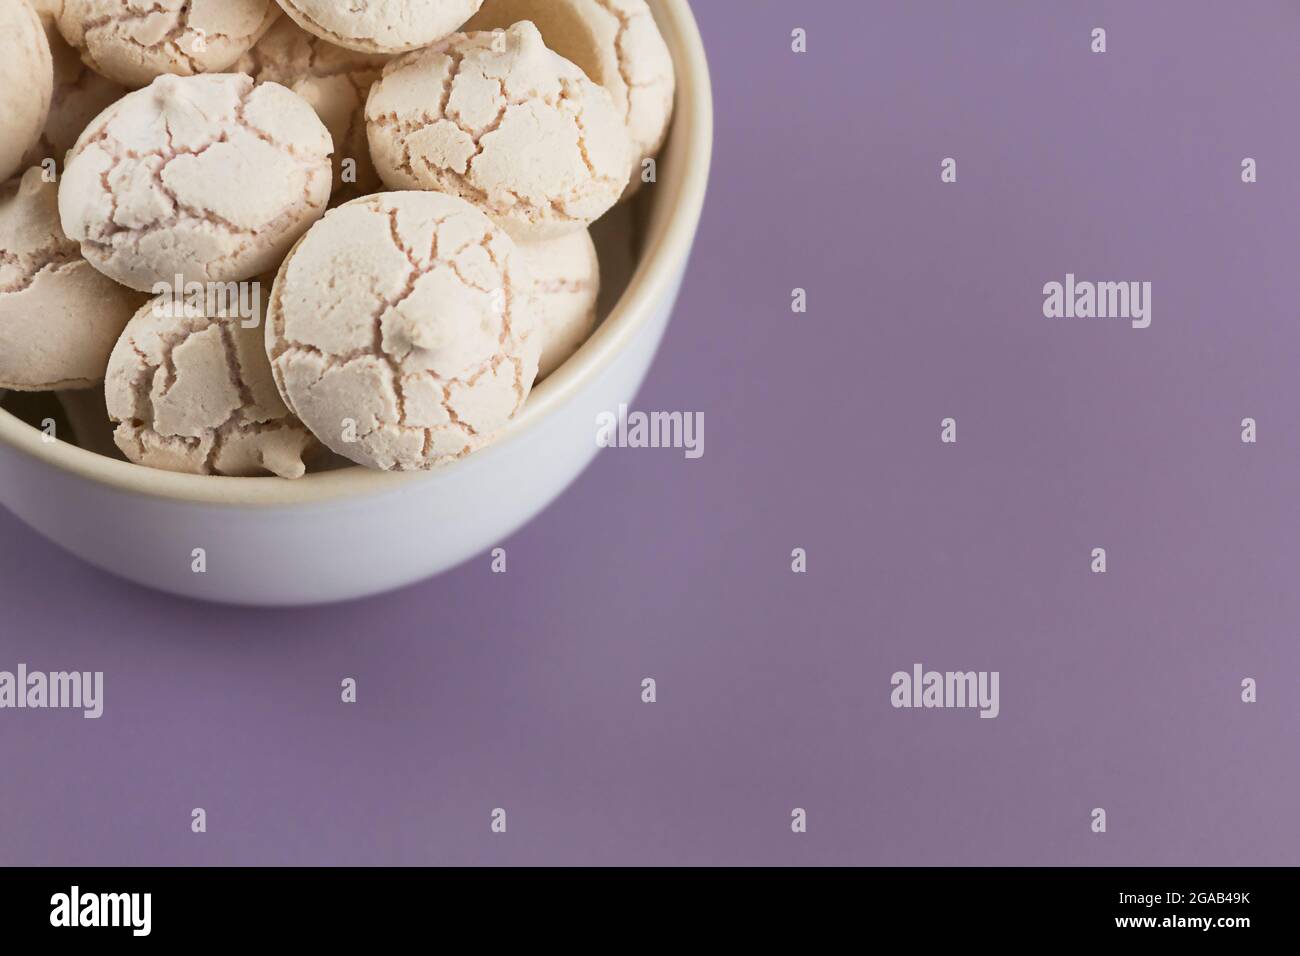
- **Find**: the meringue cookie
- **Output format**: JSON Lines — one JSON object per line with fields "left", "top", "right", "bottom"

{"left": 22, "top": 10, "right": 126, "bottom": 169}
{"left": 466, "top": 0, "right": 675, "bottom": 196}
{"left": 55, "top": 0, "right": 281, "bottom": 88}
{"left": 266, "top": 190, "right": 539, "bottom": 471}
{"left": 520, "top": 229, "right": 599, "bottom": 380}
{"left": 59, "top": 73, "right": 333, "bottom": 292}
{"left": 105, "top": 284, "right": 320, "bottom": 478}
{"left": 0, "top": 0, "right": 54, "bottom": 183}
{"left": 366, "top": 21, "right": 632, "bottom": 241}
{"left": 236, "top": 17, "right": 391, "bottom": 199}
{"left": 0, "top": 168, "right": 145, "bottom": 391}
{"left": 274, "top": 0, "right": 484, "bottom": 55}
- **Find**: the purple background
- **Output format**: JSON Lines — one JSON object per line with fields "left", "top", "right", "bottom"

{"left": 3, "top": 0, "right": 1300, "bottom": 866}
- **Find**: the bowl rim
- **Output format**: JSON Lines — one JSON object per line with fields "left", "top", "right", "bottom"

{"left": 0, "top": 0, "right": 713, "bottom": 508}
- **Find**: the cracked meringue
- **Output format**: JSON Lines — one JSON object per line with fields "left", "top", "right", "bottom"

{"left": 235, "top": 17, "right": 391, "bottom": 199}
{"left": 58, "top": 72, "right": 333, "bottom": 292}
{"left": 466, "top": 0, "right": 675, "bottom": 196}
{"left": 274, "top": 0, "right": 484, "bottom": 55}
{"left": 0, "top": 0, "right": 54, "bottom": 183}
{"left": 55, "top": 0, "right": 281, "bottom": 88}
{"left": 105, "top": 281, "right": 320, "bottom": 477}
{"left": 266, "top": 190, "right": 540, "bottom": 471}
{"left": 365, "top": 21, "right": 632, "bottom": 241}
{"left": 23, "top": 8, "right": 126, "bottom": 169}
{"left": 519, "top": 229, "right": 599, "bottom": 380}
{"left": 0, "top": 168, "right": 145, "bottom": 391}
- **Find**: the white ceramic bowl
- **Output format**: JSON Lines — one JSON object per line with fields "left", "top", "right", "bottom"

{"left": 0, "top": 0, "right": 712, "bottom": 606}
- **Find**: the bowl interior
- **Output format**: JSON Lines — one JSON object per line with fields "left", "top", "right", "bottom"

{"left": 0, "top": 0, "right": 712, "bottom": 507}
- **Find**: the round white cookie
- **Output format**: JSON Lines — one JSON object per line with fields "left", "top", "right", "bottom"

{"left": 466, "top": 0, "right": 675, "bottom": 196}
{"left": 366, "top": 21, "right": 632, "bottom": 241}
{"left": 1, "top": 168, "right": 144, "bottom": 391}
{"left": 0, "top": 0, "right": 54, "bottom": 183}
{"left": 56, "top": 0, "right": 281, "bottom": 88}
{"left": 266, "top": 190, "right": 540, "bottom": 472}
{"left": 236, "top": 17, "right": 391, "bottom": 200}
{"left": 274, "top": 0, "right": 483, "bottom": 55}
{"left": 519, "top": 229, "right": 599, "bottom": 380}
{"left": 59, "top": 73, "right": 333, "bottom": 292}
{"left": 105, "top": 286, "right": 320, "bottom": 478}
{"left": 23, "top": 10, "right": 126, "bottom": 169}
